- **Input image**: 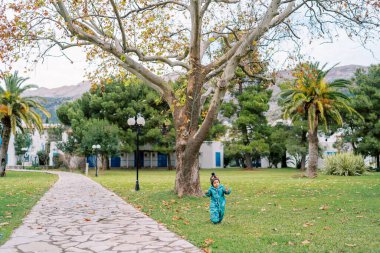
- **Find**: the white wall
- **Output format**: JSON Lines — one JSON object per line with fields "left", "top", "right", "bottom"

{"left": 199, "top": 141, "right": 224, "bottom": 169}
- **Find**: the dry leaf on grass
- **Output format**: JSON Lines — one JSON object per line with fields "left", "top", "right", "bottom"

{"left": 319, "top": 205, "right": 329, "bottom": 210}
{"left": 301, "top": 240, "right": 311, "bottom": 245}
{"left": 345, "top": 243, "right": 357, "bottom": 247}
{"left": 303, "top": 222, "right": 314, "bottom": 227}
{"left": 204, "top": 238, "right": 214, "bottom": 247}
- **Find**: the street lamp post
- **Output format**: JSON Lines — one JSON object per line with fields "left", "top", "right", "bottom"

{"left": 127, "top": 115, "right": 145, "bottom": 191}
{"left": 92, "top": 144, "right": 101, "bottom": 177}
{"left": 21, "top": 147, "right": 28, "bottom": 170}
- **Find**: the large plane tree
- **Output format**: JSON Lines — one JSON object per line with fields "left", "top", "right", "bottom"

{"left": 0, "top": 0, "right": 379, "bottom": 196}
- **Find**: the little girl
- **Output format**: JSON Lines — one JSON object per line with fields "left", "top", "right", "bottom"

{"left": 205, "top": 172, "right": 231, "bottom": 224}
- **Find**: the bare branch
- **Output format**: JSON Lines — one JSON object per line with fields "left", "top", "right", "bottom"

{"left": 109, "top": 0, "right": 127, "bottom": 52}
{"left": 55, "top": 0, "right": 174, "bottom": 103}
{"left": 124, "top": 48, "right": 190, "bottom": 70}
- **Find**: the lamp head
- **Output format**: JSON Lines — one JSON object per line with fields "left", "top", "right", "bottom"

{"left": 127, "top": 117, "right": 136, "bottom": 126}
{"left": 136, "top": 116, "right": 145, "bottom": 126}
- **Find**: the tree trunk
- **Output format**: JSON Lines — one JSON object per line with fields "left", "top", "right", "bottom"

{"left": 167, "top": 153, "right": 173, "bottom": 170}
{"left": 102, "top": 155, "right": 109, "bottom": 170}
{"left": 174, "top": 137, "right": 203, "bottom": 197}
{"left": 377, "top": 154, "right": 379, "bottom": 169}
{"left": 300, "top": 154, "right": 306, "bottom": 171}
{"left": 300, "top": 128, "right": 307, "bottom": 171}
{"left": 306, "top": 116, "right": 319, "bottom": 178}
{"left": 281, "top": 150, "right": 287, "bottom": 168}
{"left": 244, "top": 153, "right": 253, "bottom": 170}
{"left": 0, "top": 118, "right": 11, "bottom": 177}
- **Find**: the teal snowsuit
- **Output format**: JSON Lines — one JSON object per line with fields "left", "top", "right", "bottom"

{"left": 205, "top": 185, "right": 231, "bottom": 224}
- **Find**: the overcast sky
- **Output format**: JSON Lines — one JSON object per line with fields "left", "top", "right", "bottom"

{"left": 9, "top": 35, "right": 380, "bottom": 89}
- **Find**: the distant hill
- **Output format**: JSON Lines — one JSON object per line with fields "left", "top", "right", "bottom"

{"left": 23, "top": 81, "right": 91, "bottom": 99}
{"left": 25, "top": 65, "right": 367, "bottom": 123}
{"left": 23, "top": 81, "right": 91, "bottom": 123}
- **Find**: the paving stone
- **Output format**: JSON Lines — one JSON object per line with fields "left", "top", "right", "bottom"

{"left": 18, "top": 242, "right": 62, "bottom": 253}
{"left": 0, "top": 170, "right": 201, "bottom": 253}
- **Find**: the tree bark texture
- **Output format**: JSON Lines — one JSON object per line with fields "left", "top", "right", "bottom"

{"left": 0, "top": 117, "right": 11, "bottom": 177}
{"left": 102, "top": 155, "right": 110, "bottom": 170}
{"left": 174, "top": 132, "right": 203, "bottom": 197}
{"left": 244, "top": 153, "right": 253, "bottom": 170}
{"left": 306, "top": 115, "right": 319, "bottom": 178}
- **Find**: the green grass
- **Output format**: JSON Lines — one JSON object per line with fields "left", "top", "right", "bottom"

{"left": 0, "top": 171, "right": 57, "bottom": 245}
{"left": 90, "top": 168, "right": 380, "bottom": 253}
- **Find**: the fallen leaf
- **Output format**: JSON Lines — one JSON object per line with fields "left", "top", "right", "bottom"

{"left": 319, "top": 205, "right": 329, "bottom": 210}
{"left": 301, "top": 240, "right": 311, "bottom": 245}
{"left": 271, "top": 242, "right": 278, "bottom": 246}
{"left": 84, "top": 218, "right": 91, "bottom": 221}
{"left": 286, "top": 241, "right": 296, "bottom": 246}
{"left": 172, "top": 216, "right": 182, "bottom": 221}
{"left": 356, "top": 215, "right": 364, "bottom": 218}
{"left": 345, "top": 243, "right": 357, "bottom": 247}
{"left": 323, "top": 226, "right": 331, "bottom": 230}
{"left": 183, "top": 220, "right": 190, "bottom": 225}
{"left": 6, "top": 204, "right": 17, "bottom": 207}
{"left": 303, "top": 222, "right": 314, "bottom": 227}
{"left": 0, "top": 222, "right": 9, "bottom": 227}
{"left": 204, "top": 238, "right": 214, "bottom": 247}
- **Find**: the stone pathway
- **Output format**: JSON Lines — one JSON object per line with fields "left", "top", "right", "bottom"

{"left": 0, "top": 171, "right": 201, "bottom": 253}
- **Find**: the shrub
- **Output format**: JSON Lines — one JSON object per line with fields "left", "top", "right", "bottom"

{"left": 322, "top": 153, "right": 367, "bottom": 176}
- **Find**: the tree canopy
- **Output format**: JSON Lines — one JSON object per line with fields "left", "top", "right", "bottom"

{"left": 1, "top": 0, "right": 379, "bottom": 195}
{"left": 343, "top": 65, "right": 380, "bottom": 168}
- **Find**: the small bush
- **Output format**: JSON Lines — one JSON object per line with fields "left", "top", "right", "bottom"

{"left": 322, "top": 153, "right": 367, "bottom": 176}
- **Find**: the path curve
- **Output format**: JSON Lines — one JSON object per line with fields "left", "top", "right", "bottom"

{"left": 0, "top": 171, "right": 201, "bottom": 253}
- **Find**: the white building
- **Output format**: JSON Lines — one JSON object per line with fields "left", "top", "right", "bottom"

{"left": 4, "top": 124, "right": 224, "bottom": 169}
{"left": 4, "top": 124, "right": 59, "bottom": 167}
{"left": 88, "top": 141, "right": 224, "bottom": 169}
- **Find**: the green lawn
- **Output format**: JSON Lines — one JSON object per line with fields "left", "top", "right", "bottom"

{"left": 0, "top": 171, "right": 57, "bottom": 245}
{"left": 91, "top": 168, "right": 380, "bottom": 253}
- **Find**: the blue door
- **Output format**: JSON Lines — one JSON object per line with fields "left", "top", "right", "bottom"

{"left": 157, "top": 153, "right": 168, "bottom": 167}
{"left": 215, "top": 152, "right": 221, "bottom": 167}
{"left": 87, "top": 156, "right": 96, "bottom": 168}
{"left": 111, "top": 157, "right": 121, "bottom": 167}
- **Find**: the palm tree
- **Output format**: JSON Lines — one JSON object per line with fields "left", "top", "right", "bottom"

{"left": 281, "top": 62, "right": 360, "bottom": 178}
{"left": 0, "top": 72, "right": 50, "bottom": 176}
